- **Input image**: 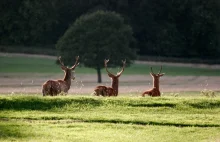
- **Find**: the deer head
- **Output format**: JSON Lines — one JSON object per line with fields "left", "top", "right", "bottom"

{"left": 58, "top": 56, "right": 80, "bottom": 81}
{"left": 104, "top": 59, "right": 126, "bottom": 78}
{"left": 150, "top": 66, "right": 165, "bottom": 89}
{"left": 104, "top": 59, "right": 126, "bottom": 96}
{"left": 150, "top": 66, "right": 165, "bottom": 78}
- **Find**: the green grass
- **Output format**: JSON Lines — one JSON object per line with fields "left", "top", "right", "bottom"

{"left": 1, "top": 55, "right": 220, "bottom": 76}
{"left": 0, "top": 95, "right": 220, "bottom": 142}
{"left": 1, "top": 54, "right": 220, "bottom": 141}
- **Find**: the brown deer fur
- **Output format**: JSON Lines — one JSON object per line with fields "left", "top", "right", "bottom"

{"left": 93, "top": 86, "right": 108, "bottom": 96}
{"left": 93, "top": 86, "right": 116, "bottom": 97}
{"left": 93, "top": 59, "right": 126, "bottom": 96}
{"left": 42, "top": 56, "right": 79, "bottom": 96}
{"left": 142, "top": 66, "right": 165, "bottom": 97}
{"left": 106, "top": 87, "right": 116, "bottom": 96}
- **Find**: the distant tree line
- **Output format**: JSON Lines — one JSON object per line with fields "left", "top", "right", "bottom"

{"left": 0, "top": 0, "right": 219, "bottom": 59}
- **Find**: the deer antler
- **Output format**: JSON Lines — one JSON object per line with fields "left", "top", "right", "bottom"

{"left": 150, "top": 67, "right": 155, "bottom": 75}
{"left": 104, "top": 59, "right": 109, "bottom": 67}
{"left": 158, "top": 66, "right": 162, "bottom": 74}
{"left": 117, "top": 59, "right": 126, "bottom": 76}
{"left": 104, "top": 59, "right": 114, "bottom": 77}
{"left": 58, "top": 56, "right": 66, "bottom": 68}
{"left": 71, "top": 56, "right": 80, "bottom": 70}
{"left": 151, "top": 66, "right": 164, "bottom": 75}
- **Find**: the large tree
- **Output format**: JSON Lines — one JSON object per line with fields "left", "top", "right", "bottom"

{"left": 56, "top": 10, "right": 136, "bottom": 83}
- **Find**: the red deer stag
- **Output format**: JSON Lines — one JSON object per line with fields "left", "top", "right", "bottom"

{"left": 93, "top": 59, "right": 126, "bottom": 96}
{"left": 142, "top": 66, "right": 165, "bottom": 97}
{"left": 42, "top": 56, "right": 79, "bottom": 96}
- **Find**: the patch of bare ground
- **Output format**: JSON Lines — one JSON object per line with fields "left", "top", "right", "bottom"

{"left": 0, "top": 74, "right": 219, "bottom": 95}
{"left": 1, "top": 52, "right": 220, "bottom": 95}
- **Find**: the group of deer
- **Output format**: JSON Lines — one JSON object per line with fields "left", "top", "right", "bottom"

{"left": 42, "top": 56, "right": 164, "bottom": 97}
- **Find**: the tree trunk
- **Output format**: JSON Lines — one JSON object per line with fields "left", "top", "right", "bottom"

{"left": 97, "top": 67, "right": 102, "bottom": 83}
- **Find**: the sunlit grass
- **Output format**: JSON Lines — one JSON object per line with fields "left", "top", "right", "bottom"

{"left": 0, "top": 95, "right": 220, "bottom": 142}
{"left": 1, "top": 120, "right": 219, "bottom": 142}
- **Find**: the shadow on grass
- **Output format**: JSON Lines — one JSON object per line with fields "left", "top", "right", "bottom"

{"left": 16, "top": 117, "right": 220, "bottom": 128}
{"left": 14, "top": 115, "right": 219, "bottom": 128}
{"left": 185, "top": 101, "right": 220, "bottom": 109}
{"left": 1, "top": 96, "right": 220, "bottom": 111}
{"left": 83, "top": 119, "right": 220, "bottom": 128}
{"left": 128, "top": 103, "right": 176, "bottom": 108}
{"left": 0, "top": 97, "right": 102, "bottom": 111}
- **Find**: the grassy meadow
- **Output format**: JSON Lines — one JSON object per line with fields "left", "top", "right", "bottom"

{"left": 0, "top": 95, "right": 220, "bottom": 142}
{"left": 0, "top": 54, "right": 220, "bottom": 141}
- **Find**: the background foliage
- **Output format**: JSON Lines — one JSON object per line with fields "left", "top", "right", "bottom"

{"left": 0, "top": 0, "right": 220, "bottom": 59}
{"left": 56, "top": 10, "right": 136, "bottom": 66}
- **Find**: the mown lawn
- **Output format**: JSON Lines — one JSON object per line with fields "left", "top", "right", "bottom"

{"left": 1, "top": 55, "right": 220, "bottom": 76}
{"left": 0, "top": 95, "right": 220, "bottom": 142}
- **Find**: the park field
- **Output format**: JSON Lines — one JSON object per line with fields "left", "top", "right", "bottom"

{"left": 0, "top": 95, "right": 220, "bottom": 142}
{"left": 0, "top": 53, "right": 220, "bottom": 94}
{"left": 0, "top": 53, "right": 220, "bottom": 141}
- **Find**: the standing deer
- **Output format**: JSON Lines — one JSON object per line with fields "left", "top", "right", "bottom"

{"left": 142, "top": 66, "right": 165, "bottom": 97}
{"left": 93, "top": 59, "right": 126, "bottom": 96}
{"left": 42, "top": 56, "right": 79, "bottom": 96}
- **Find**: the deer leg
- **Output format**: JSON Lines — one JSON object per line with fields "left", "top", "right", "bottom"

{"left": 92, "top": 91, "right": 97, "bottom": 96}
{"left": 94, "top": 88, "right": 102, "bottom": 96}
{"left": 150, "top": 90, "right": 161, "bottom": 97}
{"left": 156, "top": 91, "right": 161, "bottom": 97}
{"left": 96, "top": 90, "right": 100, "bottom": 96}
{"left": 106, "top": 88, "right": 110, "bottom": 96}
{"left": 92, "top": 91, "right": 96, "bottom": 96}
{"left": 142, "top": 90, "right": 154, "bottom": 97}
{"left": 108, "top": 90, "right": 113, "bottom": 97}
{"left": 142, "top": 91, "right": 149, "bottom": 97}
{"left": 42, "top": 89, "right": 46, "bottom": 96}
{"left": 102, "top": 89, "right": 107, "bottom": 96}
{"left": 141, "top": 92, "right": 146, "bottom": 97}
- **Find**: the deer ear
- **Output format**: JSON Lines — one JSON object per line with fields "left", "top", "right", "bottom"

{"left": 160, "top": 73, "right": 165, "bottom": 76}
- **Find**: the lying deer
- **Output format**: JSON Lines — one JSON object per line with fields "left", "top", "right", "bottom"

{"left": 142, "top": 66, "right": 165, "bottom": 97}
{"left": 94, "top": 85, "right": 108, "bottom": 96}
{"left": 93, "top": 86, "right": 116, "bottom": 97}
{"left": 42, "top": 56, "right": 79, "bottom": 96}
{"left": 93, "top": 59, "right": 126, "bottom": 96}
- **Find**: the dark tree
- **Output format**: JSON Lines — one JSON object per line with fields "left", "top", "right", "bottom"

{"left": 56, "top": 10, "right": 137, "bottom": 83}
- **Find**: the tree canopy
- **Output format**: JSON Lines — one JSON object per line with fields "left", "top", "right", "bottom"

{"left": 0, "top": 0, "right": 220, "bottom": 60}
{"left": 56, "top": 10, "right": 137, "bottom": 83}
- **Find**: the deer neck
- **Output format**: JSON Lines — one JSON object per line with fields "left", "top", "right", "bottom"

{"left": 153, "top": 77, "right": 159, "bottom": 90}
{"left": 111, "top": 77, "right": 119, "bottom": 95}
{"left": 63, "top": 71, "right": 72, "bottom": 87}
